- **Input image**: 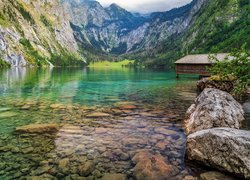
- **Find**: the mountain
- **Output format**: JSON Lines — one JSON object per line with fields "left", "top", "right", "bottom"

{"left": 0, "top": 0, "right": 248, "bottom": 67}
{"left": 181, "top": 0, "right": 250, "bottom": 53}
{"left": 142, "top": 0, "right": 250, "bottom": 68}
{"left": 0, "top": 0, "right": 85, "bottom": 67}
{"left": 62, "top": 0, "right": 148, "bottom": 56}
{"left": 62, "top": 0, "right": 207, "bottom": 55}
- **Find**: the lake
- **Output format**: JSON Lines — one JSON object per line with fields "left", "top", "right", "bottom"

{"left": 0, "top": 67, "right": 208, "bottom": 179}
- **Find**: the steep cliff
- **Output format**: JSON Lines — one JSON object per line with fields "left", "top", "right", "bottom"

{"left": 62, "top": 0, "right": 207, "bottom": 55}
{"left": 0, "top": 0, "right": 85, "bottom": 67}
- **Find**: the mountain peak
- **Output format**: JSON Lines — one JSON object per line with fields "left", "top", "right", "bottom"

{"left": 109, "top": 3, "right": 121, "bottom": 8}
{"left": 108, "top": 3, "right": 128, "bottom": 13}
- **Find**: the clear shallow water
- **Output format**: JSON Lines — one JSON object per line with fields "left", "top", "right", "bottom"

{"left": 0, "top": 67, "right": 201, "bottom": 179}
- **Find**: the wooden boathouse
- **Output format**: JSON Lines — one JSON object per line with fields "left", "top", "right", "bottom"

{"left": 175, "top": 54, "right": 228, "bottom": 78}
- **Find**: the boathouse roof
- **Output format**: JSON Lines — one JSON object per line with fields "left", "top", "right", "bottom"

{"left": 175, "top": 53, "right": 229, "bottom": 64}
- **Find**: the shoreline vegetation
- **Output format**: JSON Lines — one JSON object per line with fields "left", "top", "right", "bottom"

{"left": 87, "top": 60, "right": 136, "bottom": 69}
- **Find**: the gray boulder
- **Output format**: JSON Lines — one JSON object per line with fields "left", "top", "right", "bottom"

{"left": 184, "top": 88, "right": 244, "bottom": 135}
{"left": 186, "top": 128, "right": 250, "bottom": 178}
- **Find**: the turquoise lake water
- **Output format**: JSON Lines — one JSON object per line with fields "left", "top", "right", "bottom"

{"left": 0, "top": 67, "right": 234, "bottom": 179}
{"left": 0, "top": 67, "right": 197, "bottom": 106}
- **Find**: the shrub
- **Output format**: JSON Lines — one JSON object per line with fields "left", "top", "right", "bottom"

{"left": 209, "top": 45, "right": 250, "bottom": 97}
{"left": 19, "top": 38, "right": 47, "bottom": 66}
{"left": 40, "top": 15, "right": 53, "bottom": 32}
{"left": 0, "top": 58, "right": 11, "bottom": 68}
{"left": 49, "top": 52, "right": 85, "bottom": 67}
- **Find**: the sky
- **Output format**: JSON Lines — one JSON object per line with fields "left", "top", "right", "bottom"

{"left": 96, "top": 0, "right": 193, "bottom": 14}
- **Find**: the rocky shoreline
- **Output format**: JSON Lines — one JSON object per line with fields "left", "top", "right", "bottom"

{"left": 184, "top": 88, "right": 250, "bottom": 179}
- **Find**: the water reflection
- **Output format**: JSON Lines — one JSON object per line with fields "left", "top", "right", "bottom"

{"left": 0, "top": 67, "right": 198, "bottom": 106}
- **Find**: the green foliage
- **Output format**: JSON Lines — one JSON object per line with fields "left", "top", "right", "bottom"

{"left": 9, "top": 0, "right": 35, "bottom": 25}
{"left": 19, "top": 38, "right": 47, "bottom": 66}
{"left": 138, "top": 0, "right": 250, "bottom": 69}
{"left": 49, "top": 52, "right": 85, "bottom": 67}
{"left": 183, "top": 0, "right": 250, "bottom": 53}
{"left": 209, "top": 45, "right": 250, "bottom": 96}
{"left": 0, "top": 59, "right": 11, "bottom": 68}
{"left": 0, "top": 3, "right": 24, "bottom": 34}
{"left": 88, "top": 60, "right": 135, "bottom": 68}
{"left": 40, "top": 15, "right": 53, "bottom": 32}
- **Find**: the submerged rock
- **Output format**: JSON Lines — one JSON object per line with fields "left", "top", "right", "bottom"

{"left": 101, "top": 173, "right": 127, "bottom": 180}
{"left": 119, "top": 105, "right": 137, "bottom": 110}
{"left": 0, "top": 107, "right": 11, "bottom": 112}
{"left": 78, "top": 161, "right": 95, "bottom": 176}
{"left": 0, "top": 111, "right": 18, "bottom": 118}
{"left": 122, "top": 137, "right": 147, "bottom": 146}
{"left": 184, "top": 88, "right": 244, "bottom": 135}
{"left": 132, "top": 151, "right": 178, "bottom": 180}
{"left": 200, "top": 171, "right": 235, "bottom": 180}
{"left": 154, "top": 127, "right": 177, "bottom": 135}
{"left": 16, "top": 124, "right": 59, "bottom": 134}
{"left": 186, "top": 128, "right": 250, "bottom": 179}
{"left": 86, "top": 112, "right": 111, "bottom": 118}
{"left": 58, "top": 158, "right": 70, "bottom": 173}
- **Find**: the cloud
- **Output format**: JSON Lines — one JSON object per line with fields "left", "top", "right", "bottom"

{"left": 97, "top": 0, "right": 193, "bottom": 14}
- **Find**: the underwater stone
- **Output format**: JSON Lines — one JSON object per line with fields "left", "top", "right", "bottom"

{"left": 78, "top": 161, "right": 95, "bottom": 176}
{"left": 16, "top": 124, "right": 59, "bottom": 134}
{"left": 58, "top": 158, "right": 70, "bottom": 173}
{"left": 132, "top": 151, "right": 178, "bottom": 180}
{"left": 86, "top": 112, "right": 111, "bottom": 118}
{"left": 0, "top": 111, "right": 18, "bottom": 118}
{"left": 0, "top": 108, "right": 11, "bottom": 112}
{"left": 200, "top": 171, "right": 235, "bottom": 180}
{"left": 101, "top": 173, "right": 127, "bottom": 180}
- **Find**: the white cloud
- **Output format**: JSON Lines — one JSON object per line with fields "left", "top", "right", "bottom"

{"left": 97, "top": 0, "right": 193, "bottom": 14}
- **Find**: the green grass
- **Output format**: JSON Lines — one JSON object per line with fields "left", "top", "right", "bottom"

{"left": 0, "top": 59, "right": 11, "bottom": 68}
{"left": 88, "top": 60, "right": 135, "bottom": 68}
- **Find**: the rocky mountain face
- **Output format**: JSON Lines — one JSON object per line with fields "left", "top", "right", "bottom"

{"left": 1, "top": 0, "right": 248, "bottom": 67}
{"left": 0, "top": 0, "right": 84, "bottom": 67}
{"left": 62, "top": 0, "right": 208, "bottom": 55}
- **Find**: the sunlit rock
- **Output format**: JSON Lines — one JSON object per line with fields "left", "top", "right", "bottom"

{"left": 184, "top": 88, "right": 244, "bottom": 135}
{"left": 186, "top": 128, "right": 250, "bottom": 179}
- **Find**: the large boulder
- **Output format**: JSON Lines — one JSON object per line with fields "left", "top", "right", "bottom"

{"left": 132, "top": 151, "right": 178, "bottom": 180}
{"left": 16, "top": 124, "right": 59, "bottom": 134}
{"left": 186, "top": 128, "right": 250, "bottom": 178}
{"left": 197, "top": 78, "right": 234, "bottom": 93}
{"left": 184, "top": 88, "right": 244, "bottom": 135}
